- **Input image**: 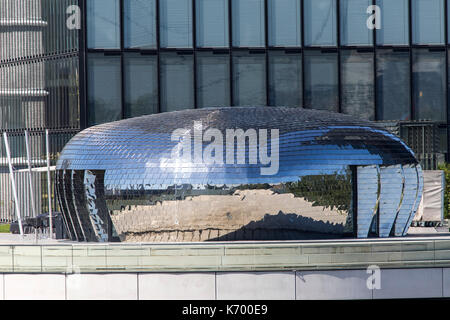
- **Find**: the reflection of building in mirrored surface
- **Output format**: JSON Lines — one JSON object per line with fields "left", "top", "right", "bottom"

{"left": 55, "top": 107, "right": 423, "bottom": 242}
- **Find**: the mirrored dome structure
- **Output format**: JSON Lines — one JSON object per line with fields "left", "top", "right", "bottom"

{"left": 55, "top": 107, "right": 423, "bottom": 242}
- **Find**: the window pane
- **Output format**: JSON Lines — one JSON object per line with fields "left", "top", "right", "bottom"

{"left": 341, "top": 50, "right": 374, "bottom": 120}
{"left": 268, "top": 51, "right": 302, "bottom": 107}
{"left": 340, "top": 0, "right": 373, "bottom": 46}
{"left": 160, "top": 0, "right": 193, "bottom": 48}
{"left": 233, "top": 52, "right": 266, "bottom": 105}
{"left": 268, "top": 0, "right": 301, "bottom": 47}
{"left": 448, "top": 49, "right": 450, "bottom": 123}
{"left": 160, "top": 53, "right": 194, "bottom": 112}
{"left": 413, "top": 49, "right": 446, "bottom": 121}
{"left": 124, "top": 0, "right": 157, "bottom": 48}
{"left": 376, "top": 0, "right": 408, "bottom": 45}
{"left": 377, "top": 50, "right": 411, "bottom": 121}
{"left": 124, "top": 54, "right": 158, "bottom": 118}
{"left": 412, "top": 0, "right": 445, "bottom": 44}
{"left": 196, "top": 0, "right": 229, "bottom": 47}
{"left": 304, "top": 0, "right": 337, "bottom": 46}
{"left": 304, "top": 51, "right": 338, "bottom": 111}
{"left": 88, "top": 55, "right": 122, "bottom": 126}
{"left": 197, "top": 52, "right": 230, "bottom": 108}
{"left": 87, "top": 0, "right": 120, "bottom": 49}
{"left": 232, "top": 0, "right": 265, "bottom": 47}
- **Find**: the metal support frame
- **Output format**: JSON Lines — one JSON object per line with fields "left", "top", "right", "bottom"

{"left": 46, "top": 130, "right": 53, "bottom": 239}
{"left": 2, "top": 133, "right": 24, "bottom": 236}
{"left": 2, "top": 130, "right": 56, "bottom": 238}
{"left": 24, "top": 131, "right": 37, "bottom": 220}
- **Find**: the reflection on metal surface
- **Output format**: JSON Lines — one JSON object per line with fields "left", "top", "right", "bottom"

{"left": 84, "top": 170, "right": 108, "bottom": 242}
{"left": 56, "top": 170, "right": 74, "bottom": 240}
{"left": 71, "top": 170, "right": 87, "bottom": 241}
{"left": 55, "top": 107, "right": 422, "bottom": 242}
{"left": 404, "top": 165, "right": 424, "bottom": 236}
{"left": 62, "top": 170, "right": 80, "bottom": 241}
{"left": 379, "top": 165, "right": 403, "bottom": 237}
{"left": 394, "top": 165, "right": 418, "bottom": 236}
{"left": 357, "top": 165, "right": 379, "bottom": 238}
{"left": 107, "top": 174, "right": 353, "bottom": 242}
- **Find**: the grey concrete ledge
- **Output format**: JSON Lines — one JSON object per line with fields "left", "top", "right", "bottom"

{"left": 0, "top": 236, "right": 449, "bottom": 273}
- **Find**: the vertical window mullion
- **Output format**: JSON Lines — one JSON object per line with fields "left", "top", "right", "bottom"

{"left": 265, "top": 0, "right": 269, "bottom": 105}
{"left": 193, "top": 0, "right": 198, "bottom": 108}
{"left": 446, "top": 0, "right": 450, "bottom": 160}
{"left": 301, "top": 0, "right": 305, "bottom": 108}
{"left": 337, "top": 0, "right": 341, "bottom": 113}
{"left": 229, "top": 0, "right": 234, "bottom": 105}
{"left": 156, "top": 0, "right": 162, "bottom": 114}
{"left": 120, "top": 0, "right": 125, "bottom": 120}
{"left": 409, "top": 0, "right": 414, "bottom": 120}
{"left": 373, "top": 0, "right": 377, "bottom": 120}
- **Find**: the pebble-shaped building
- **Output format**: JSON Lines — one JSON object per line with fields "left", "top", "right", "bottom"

{"left": 56, "top": 107, "right": 423, "bottom": 242}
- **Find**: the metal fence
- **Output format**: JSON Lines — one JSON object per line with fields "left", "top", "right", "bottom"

{"left": 0, "top": 129, "right": 78, "bottom": 223}
{"left": 400, "top": 122, "right": 448, "bottom": 170}
{"left": 377, "top": 120, "right": 448, "bottom": 170}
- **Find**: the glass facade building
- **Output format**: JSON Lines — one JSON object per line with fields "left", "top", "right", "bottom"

{"left": 0, "top": 0, "right": 80, "bottom": 130}
{"left": 81, "top": 0, "right": 450, "bottom": 166}
{"left": 0, "top": 0, "right": 80, "bottom": 222}
{"left": 82, "top": 0, "right": 447, "bottom": 117}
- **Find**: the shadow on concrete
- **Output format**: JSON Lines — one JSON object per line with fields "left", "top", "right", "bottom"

{"left": 208, "top": 211, "right": 350, "bottom": 241}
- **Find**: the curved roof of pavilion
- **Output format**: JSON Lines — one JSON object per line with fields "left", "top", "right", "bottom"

{"left": 56, "top": 106, "right": 418, "bottom": 188}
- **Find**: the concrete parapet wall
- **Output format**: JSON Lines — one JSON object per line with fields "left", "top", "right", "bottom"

{"left": 0, "top": 239, "right": 448, "bottom": 273}
{"left": 0, "top": 268, "right": 449, "bottom": 300}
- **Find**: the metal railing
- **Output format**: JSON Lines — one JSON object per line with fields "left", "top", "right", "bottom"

{"left": 0, "top": 129, "right": 78, "bottom": 223}
{"left": 415, "top": 153, "right": 446, "bottom": 171}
